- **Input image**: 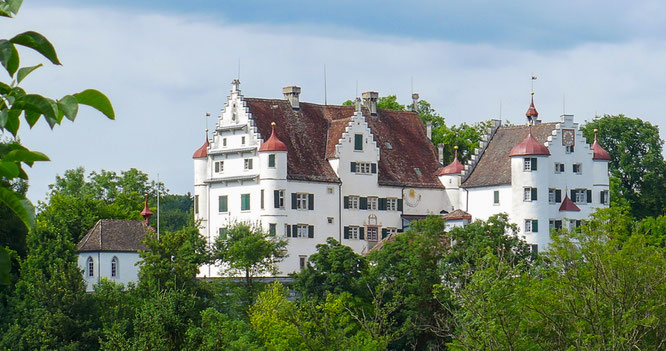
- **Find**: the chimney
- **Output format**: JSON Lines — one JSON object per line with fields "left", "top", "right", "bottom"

{"left": 283, "top": 86, "right": 301, "bottom": 110}
{"left": 438, "top": 144, "right": 444, "bottom": 164}
{"left": 426, "top": 121, "right": 432, "bottom": 140}
{"left": 412, "top": 93, "right": 419, "bottom": 112}
{"left": 362, "top": 91, "right": 378, "bottom": 116}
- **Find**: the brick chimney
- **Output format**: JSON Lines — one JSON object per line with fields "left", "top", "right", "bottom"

{"left": 362, "top": 91, "right": 378, "bottom": 116}
{"left": 283, "top": 86, "right": 301, "bottom": 110}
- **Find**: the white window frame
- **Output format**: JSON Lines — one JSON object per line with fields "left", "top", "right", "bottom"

{"left": 299, "top": 255, "right": 308, "bottom": 270}
{"left": 554, "top": 162, "right": 564, "bottom": 174}
{"left": 368, "top": 197, "right": 378, "bottom": 210}
{"left": 524, "top": 219, "right": 532, "bottom": 233}
{"left": 566, "top": 145, "right": 575, "bottom": 154}
{"left": 244, "top": 158, "right": 253, "bottom": 170}
{"left": 573, "top": 163, "right": 582, "bottom": 175}
{"left": 214, "top": 160, "right": 224, "bottom": 173}
{"left": 386, "top": 198, "right": 398, "bottom": 211}
{"left": 296, "top": 224, "right": 308, "bottom": 238}
{"left": 87, "top": 257, "right": 94, "bottom": 277}
{"left": 387, "top": 227, "right": 398, "bottom": 236}
{"left": 601, "top": 190, "right": 609, "bottom": 205}
{"left": 111, "top": 256, "right": 118, "bottom": 278}
{"left": 367, "top": 226, "right": 378, "bottom": 241}
{"left": 356, "top": 162, "right": 371, "bottom": 174}
{"left": 277, "top": 190, "right": 285, "bottom": 209}
{"left": 574, "top": 189, "right": 586, "bottom": 204}
{"left": 523, "top": 158, "right": 532, "bottom": 171}
{"left": 523, "top": 187, "right": 535, "bottom": 202}
{"left": 349, "top": 226, "right": 360, "bottom": 240}
{"left": 548, "top": 188, "right": 556, "bottom": 204}
{"left": 296, "top": 193, "right": 308, "bottom": 210}
{"left": 349, "top": 196, "right": 360, "bottom": 210}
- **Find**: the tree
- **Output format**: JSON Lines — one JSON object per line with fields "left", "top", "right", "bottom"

{"left": 1, "top": 222, "right": 99, "bottom": 350}
{"left": 213, "top": 222, "right": 287, "bottom": 300}
{"left": 292, "top": 237, "right": 368, "bottom": 299}
{"left": 582, "top": 115, "right": 666, "bottom": 218}
{"left": 184, "top": 307, "right": 263, "bottom": 351}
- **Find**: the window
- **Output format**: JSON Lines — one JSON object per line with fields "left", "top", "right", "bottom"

{"left": 569, "top": 219, "right": 582, "bottom": 229}
{"left": 296, "top": 224, "right": 308, "bottom": 238}
{"left": 348, "top": 196, "right": 360, "bottom": 209}
{"left": 214, "top": 161, "right": 224, "bottom": 173}
{"left": 241, "top": 194, "right": 250, "bottom": 211}
{"left": 260, "top": 190, "right": 264, "bottom": 209}
{"left": 368, "top": 197, "right": 378, "bottom": 210}
{"left": 327, "top": 187, "right": 334, "bottom": 194}
{"left": 386, "top": 198, "right": 398, "bottom": 211}
{"left": 87, "top": 257, "right": 94, "bottom": 277}
{"left": 223, "top": 138, "right": 227, "bottom": 147}
{"left": 571, "top": 189, "right": 591, "bottom": 204}
{"left": 350, "top": 162, "right": 377, "bottom": 174}
{"left": 367, "top": 227, "right": 378, "bottom": 241}
{"left": 572, "top": 163, "right": 582, "bottom": 174}
{"left": 299, "top": 255, "right": 307, "bottom": 270}
{"left": 524, "top": 157, "right": 537, "bottom": 171}
{"left": 525, "top": 219, "right": 538, "bottom": 233}
{"left": 349, "top": 226, "right": 360, "bottom": 239}
{"left": 548, "top": 188, "right": 562, "bottom": 204}
{"left": 354, "top": 134, "right": 363, "bottom": 151}
{"left": 274, "top": 190, "right": 285, "bottom": 209}
{"left": 549, "top": 219, "right": 563, "bottom": 230}
{"left": 194, "top": 195, "right": 199, "bottom": 214}
{"left": 241, "top": 136, "right": 246, "bottom": 145}
{"left": 327, "top": 217, "right": 334, "bottom": 224}
{"left": 566, "top": 145, "right": 575, "bottom": 153}
{"left": 269, "top": 223, "right": 276, "bottom": 235}
{"left": 296, "top": 193, "right": 308, "bottom": 210}
{"left": 111, "top": 256, "right": 118, "bottom": 278}
{"left": 493, "top": 190, "right": 500, "bottom": 205}
{"left": 600, "top": 190, "right": 609, "bottom": 205}
{"left": 530, "top": 244, "right": 538, "bottom": 255}
{"left": 523, "top": 187, "right": 538, "bottom": 202}
{"left": 268, "top": 154, "right": 276, "bottom": 168}
{"left": 554, "top": 162, "right": 565, "bottom": 174}
{"left": 219, "top": 195, "right": 228, "bottom": 212}
{"left": 218, "top": 228, "right": 228, "bottom": 240}
{"left": 244, "top": 158, "right": 253, "bottom": 170}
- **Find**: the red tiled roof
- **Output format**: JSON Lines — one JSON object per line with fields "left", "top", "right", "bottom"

{"left": 259, "top": 122, "right": 288, "bottom": 152}
{"left": 526, "top": 96, "right": 539, "bottom": 118}
{"left": 591, "top": 130, "right": 610, "bottom": 161}
{"left": 442, "top": 209, "right": 472, "bottom": 220}
{"left": 509, "top": 128, "right": 551, "bottom": 157}
{"left": 439, "top": 147, "right": 464, "bottom": 175}
{"left": 245, "top": 99, "right": 444, "bottom": 188}
{"left": 192, "top": 135, "right": 209, "bottom": 158}
{"left": 462, "top": 123, "right": 557, "bottom": 188}
{"left": 559, "top": 193, "right": 581, "bottom": 212}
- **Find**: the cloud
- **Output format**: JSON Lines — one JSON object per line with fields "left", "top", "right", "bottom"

{"left": 8, "top": 4, "right": 666, "bottom": 203}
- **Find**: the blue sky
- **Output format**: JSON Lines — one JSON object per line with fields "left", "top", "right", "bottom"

{"left": 6, "top": 1, "right": 666, "bottom": 202}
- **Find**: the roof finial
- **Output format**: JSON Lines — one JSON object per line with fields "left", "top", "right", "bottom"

{"left": 140, "top": 194, "right": 153, "bottom": 226}
{"left": 453, "top": 145, "right": 459, "bottom": 160}
{"left": 593, "top": 128, "right": 599, "bottom": 142}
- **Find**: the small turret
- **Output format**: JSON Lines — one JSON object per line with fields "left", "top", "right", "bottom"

{"left": 525, "top": 92, "right": 539, "bottom": 125}
{"left": 140, "top": 195, "right": 153, "bottom": 226}
{"left": 590, "top": 129, "right": 610, "bottom": 161}
{"left": 509, "top": 127, "right": 550, "bottom": 157}
{"left": 259, "top": 122, "right": 288, "bottom": 180}
{"left": 439, "top": 146, "right": 464, "bottom": 175}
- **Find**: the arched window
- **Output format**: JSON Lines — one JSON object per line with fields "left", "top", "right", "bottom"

{"left": 87, "top": 257, "right": 94, "bottom": 277}
{"left": 111, "top": 256, "right": 119, "bottom": 278}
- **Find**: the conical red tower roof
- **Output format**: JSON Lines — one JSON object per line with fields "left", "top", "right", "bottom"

{"left": 439, "top": 146, "right": 464, "bottom": 175}
{"left": 591, "top": 129, "right": 610, "bottom": 161}
{"left": 559, "top": 193, "right": 580, "bottom": 212}
{"left": 192, "top": 133, "right": 209, "bottom": 159}
{"left": 140, "top": 195, "right": 153, "bottom": 225}
{"left": 259, "top": 122, "right": 288, "bottom": 152}
{"left": 509, "top": 127, "right": 551, "bottom": 157}
{"left": 525, "top": 95, "right": 539, "bottom": 118}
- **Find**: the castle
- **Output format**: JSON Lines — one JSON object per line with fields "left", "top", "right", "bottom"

{"left": 193, "top": 80, "right": 610, "bottom": 276}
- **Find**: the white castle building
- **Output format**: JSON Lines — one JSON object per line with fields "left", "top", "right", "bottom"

{"left": 193, "top": 81, "right": 610, "bottom": 276}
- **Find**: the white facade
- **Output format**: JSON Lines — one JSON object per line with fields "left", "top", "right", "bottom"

{"left": 78, "top": 251, "right": 141, "bottom": 292}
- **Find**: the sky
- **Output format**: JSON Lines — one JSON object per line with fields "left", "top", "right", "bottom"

{"left": 4, "top": 0, "right": 666, "bottom": 202}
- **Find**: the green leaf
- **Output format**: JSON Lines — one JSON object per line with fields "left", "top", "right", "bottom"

{"left": 0, "top": 160, "right": 19, "bottom": 178}
{"left": 13, "top": 94, "right": 57, "bottom": 120}
{"left": 4, "top": 149, "right": 49, "bottom": 166}
{"left": 0, "top": 40, "right": 19, "bottom": 77}
{"left": 0, "top": 81, "right": 11, "bottom": 94}
{"left": 0, "top": 109, "right": 7, "bottom": 128}
{"left": 7, "top": 0, "right": 23, "bottom": 14}
{"left": 0, "top": 186, "right": 34, "bottom": 229}
{"left": 74, "top": 89, "right": 115, "bottom": 120}
{"left": 4, "top": 108, "right": 20, "bottom": 135}
{"left": 10, "top": 31, "right": 60, "bottom": 65}
{"left": 24, "top": 109, "right": 39, "bottom": 127}
{"left": 0, "top": 247, "right": 10, "bottom": 285}
{"left": 16, "top": 63, "right": 42, "bottom": 84}
{"left": 58, "top": 95, "right": 78, "bottom": 121}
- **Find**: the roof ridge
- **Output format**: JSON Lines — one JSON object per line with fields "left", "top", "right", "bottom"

{"left": 78, "top": 219, "right": 101, "bottom": 250}
{"left": 501, "top": 122, "right": 558, "bottom": 130}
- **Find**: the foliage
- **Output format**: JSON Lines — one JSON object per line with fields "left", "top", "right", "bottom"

{"left": 292, "top": 237, "right": 368, "bottom": 299}
{"left": 184, "top": 307, "right": 263, "bottom": 351}
{"left": 1, "top": 222, "right": 99, "bottom": 350}
{"left": 137, "top": 226, "right": 209, "bottom": 293}
{"left": 582, "top": 115, "right": 666, "bottom": 218}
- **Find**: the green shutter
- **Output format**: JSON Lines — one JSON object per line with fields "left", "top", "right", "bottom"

{"left": 286, "top": 225, "right": 291, "bottom": 237}
{"left": 555, "top": 189, "right": 562, "bottom": 203}
{"left": 261, "top": 189, "right": 264, "bottom": 209}
{"left": 378, "top": 198, "right": 387, "bottom": 211}
{"left": 531, "top": 157, "right": 537, "bottom": 171}
{"left": 214, "top": 162, "right": 219, "bottom": 172}
{"left": 274, "top": 190, "right": 280, "bottom": 208}
{"left": 350, "top": 162, "right": 357, "bottom": 172}
{"left": 292, "top": 225, "right": 298, "bottom": 236}
{"left": 571, "top": 190, "right": 576, "bottom": 202}
{"left": 359, "top": 227, "right": 365, "bottom": 240}
{"left": 219, "top": 196, "right": 228, "bottom": 212}
{"left": 531, "top": 188, "right": 537, "bottom": 201}
{"left": 219, "top": 228, "right": 227, "bottom": 240}
{"left": 241, "top": 194, "right": 250, "bottom": 211}
{"left": 494, "top": 191, "right": 499, "bottom": 204}
{"left": 308, "top": 225, "right": 314, "bottom": 238}
{"left": 344, "top": 196, "right": 349, "bottom": 209}
{"left": 371, "top": 163, "right": 377, "bottom": 173}
{"left": 354, "top": 134, "right": 363, "bottom": 150}
{"left": 268, "top": 154, "right": 275, "bottom": 167}
{"left": 381, "top": 228, "right": 388, "bottom": 239}
{"left": 308, "top": 194, "right": 314, "bottom": 210}
{"left": 343, "top": 227, "right": 349, "bottom": 239}
{"left": 397, "top": 199, "right": 403, "bottom": 211}
{"left": 586, "top": 190, "right": 592, "bottom": 203}
{"left": 359, "top": 197, "right": 368, "bottom": 210}
{"left": 532, "top": 220, "right": 538, "bottom": 232}
{"left": 292, "top": 193, "right": 297, "bottom": 209}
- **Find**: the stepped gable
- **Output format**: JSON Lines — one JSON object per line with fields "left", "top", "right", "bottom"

{"left": 462, "top": 123, "right": 557, "bottom": 188}
{"left": 245, "top": 99, "right": 444, "bottom": 188}
{"left": 77, "top": 219, "right": 148, "bottom": 252}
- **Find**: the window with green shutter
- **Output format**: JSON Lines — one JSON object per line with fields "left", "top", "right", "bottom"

{"left": 268, "top": 154, "right": 276, "bottom": 168}
{"left": 241, "top": 194, "right": 250, "bottom": 211}
{"left": 493, "top": 190, "right": 499, "bottom": 204}
{"left": 354, "top": 134, "right": 363, "bottom": 151}
{"left": 218, "top": 195, "right": 228, "bottom": 212}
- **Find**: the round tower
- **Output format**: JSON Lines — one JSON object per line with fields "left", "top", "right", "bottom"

{"left": 193, "top": 131, "right": 209, "bottom": 224}
{"left": 259, "top": 122, "right": 288, "bottom": 180}
{"left": 590, "top": 129, "right": 610, "bottom": 205}
{"left": 438, "top": 146, "right": 464, "bottom": 210}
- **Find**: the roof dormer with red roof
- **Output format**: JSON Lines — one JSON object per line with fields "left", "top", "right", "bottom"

{"left": 439, "top": 146, "right": 465, "bottom": 175}
{"left": 509, "top": 127, "right": 551, "bottom": 157}
{"left": 259, "top": 122, "right": 288, "bottom": 152}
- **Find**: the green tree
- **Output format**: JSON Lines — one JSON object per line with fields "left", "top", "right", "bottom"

{"left": 582, "top": 115, "right": 666, "bottom": 218}
{"left": 184, "top": 307, "right": 263, "bottom": 351}
{"left": 1, "top": 222, "right": 99, "bottom": 350}
{"left": 292, "top": 237, "right": 368, "bottom": 299}
{"left": 213, "top": 222, "right": 287, "bottom": 300}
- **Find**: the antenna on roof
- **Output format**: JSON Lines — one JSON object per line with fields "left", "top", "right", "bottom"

{"left": 531, "top": 74, "right": 537, "bottom": 93}
{"left": 563, "top": 92, "right": 566, "bottom": 114}
{"left": 355, "top": 80, "right": 358, "bottom": 99}
{"left": 237, "top": 58, "right": 241, "bottom": 80}
{"left": 411, "top": 76, "right": 414, "bottom": 94}
{"left": 324, "top": 64, "right": 328, "bottom": 105}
